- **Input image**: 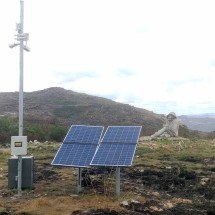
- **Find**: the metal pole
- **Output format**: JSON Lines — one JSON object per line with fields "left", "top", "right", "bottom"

{"left": 77, "top": 168, "right": 82, "bottom": 193}
{"left": 17, "top": 0, "right": 24, "bottom": 197}
{"left": 17, "top": 155, "right": 22, "bottom": 196}
{"left": 19, "top": 0, "right": 24, "bottom": 136}
{"left": 116, "top": 167, "right": 120, "bottom": 197}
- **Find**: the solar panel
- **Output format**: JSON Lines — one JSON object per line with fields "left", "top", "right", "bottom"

{"left": 64, "top": 125, "right": 103, "bottom": 144}
{"left": 91, "top": 126, "right": 142, "bottom": 166}
{"left": 102, "top": 126, "right": 141, "bottom": 143}
{"left": 52, "top": 125, "right": 104, "bottom": 167}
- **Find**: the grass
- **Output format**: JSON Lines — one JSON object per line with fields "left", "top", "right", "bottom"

{"left": 16, "top": 196, "right": 125, "bottom": 215}
{"left": 0, "top": 139, "right": 214, "bottom": 214}
{"left": 0, "top": 148, "right": 10, "bottom": 195}
{"left": 135, "top": 139, "right": 215, "bottom": 172}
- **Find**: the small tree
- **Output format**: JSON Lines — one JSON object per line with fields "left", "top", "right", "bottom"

{"left": 0, "top": 116, "right": 18, "bottom": 143}
{"left": 49, "top": 126, "right": 67, "bottom": 142}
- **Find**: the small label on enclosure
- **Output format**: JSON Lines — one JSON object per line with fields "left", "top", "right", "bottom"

{"left": 15, "top": 142, "right": 22, "bottom": 147}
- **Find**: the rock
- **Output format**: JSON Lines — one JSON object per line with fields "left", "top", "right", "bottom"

{"left": 120, "top": 200, "right": 129, "bottom": 207}
{"left": 130, "top": 200, "right": 142, "bottom": 212}
{"left": 200, "top": 177, "right": 210, "bottom": 186}
{"left": 163, "top": 201, "right": 174, "bottom": 209}
{"left": 166, "top": 166, "right": 172, "bottom": 170}
{"left": 34, "top": 140, "right": 40, "bottom": 144}
{"left": 139, "top": 136, "right": 152, "bottom": 141}
{"left": 131, "top": 199, "right": 140, "bottom": 204}
{"left": 151, "top": 191, "right": 160, "bottom": 197}
{"left": 150, "top": 206, "right": 163, "bottom": 212}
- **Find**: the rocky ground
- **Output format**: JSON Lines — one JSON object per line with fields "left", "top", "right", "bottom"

{"left": 0, "top": 139, "right": 215, "bottom": 215}
{"left": 72, "top": 164, "right": 215, "bottom": 215}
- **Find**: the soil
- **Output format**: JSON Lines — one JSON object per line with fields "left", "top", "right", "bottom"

{"left": 1, "top": 148, "right": 215, "bottom": 215}
{"left": 79, "top": 166, "right": 215, "bottom": 215}
{"left": 0, "top": 164, "right": 215, "bottom": 215}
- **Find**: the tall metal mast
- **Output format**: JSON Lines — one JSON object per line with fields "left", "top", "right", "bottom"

{"left": 19, "top": 0, "right": 24, "bottom": 137}
{"left": 9, "top": 0, "right": 30, "bottom": 196}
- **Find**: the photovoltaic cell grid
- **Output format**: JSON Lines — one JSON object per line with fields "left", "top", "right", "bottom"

{"left": 51, "top": 125, "right": 104, "bottom": 167}
{"left": 91, "top": 126, "right": 142, "bottom": 167}
{"left": 64, "top": 125, "right": 103, "bottom": 144}
{"left": 102, "top": 126, "right": 141, "bottom": 143}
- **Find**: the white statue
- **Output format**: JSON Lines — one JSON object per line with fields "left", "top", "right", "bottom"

{"left": 151, "top": 112, "right": 181, "bottom": 139}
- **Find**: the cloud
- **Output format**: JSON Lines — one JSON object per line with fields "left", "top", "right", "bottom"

{"left": 56, "top": 71, "right": 98, "bottom": 84}
{"left": 115, "top": 69, "right": 135, "bottom": 77}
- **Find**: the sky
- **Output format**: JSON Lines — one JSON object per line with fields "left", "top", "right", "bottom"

{"left": 0, "top": 0, "right": 215, "bottom": 115}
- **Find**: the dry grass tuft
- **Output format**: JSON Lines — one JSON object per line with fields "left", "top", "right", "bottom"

{"left": 0, "top": 148, "right": 10, "bottom": 155}
{"left": 15, "top": 195, "right": 125, "bottom": 215}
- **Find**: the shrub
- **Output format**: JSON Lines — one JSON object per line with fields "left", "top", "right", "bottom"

{"left": 49, "top": 126, "right": 67, "bottom": 142}
{"left": 0, "top": 116, "right": 18, "bottom": 143}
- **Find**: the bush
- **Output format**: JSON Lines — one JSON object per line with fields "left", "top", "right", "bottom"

{"left": 24, "top": 124, "right": 47, "bottom": 141}
{"left": 0, "top": 116, "right": 67, "bottom": 143}
{"left": 0, "top": 116, "right": 18, "bottom": 143}
{"left": 49, "top": 126, "right": 67, "bottom": 142}
{"left": 25, "top": 124, "right": 67, "bottom": 142}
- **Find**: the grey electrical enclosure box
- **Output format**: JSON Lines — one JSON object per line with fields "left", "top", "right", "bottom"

{"left": 8, "top": 156, "right": 34, "bottom": 189}
{"left": 11, "top": 136, "right": 27, "bottom": 156}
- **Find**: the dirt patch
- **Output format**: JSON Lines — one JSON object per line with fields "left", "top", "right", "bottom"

{"left": 77, "top": 166, "right": 215, "bottom": 215}
{"left": 34, "top": 169, "right": 58, "bottom": 182}
{"left": 124, "top": 166, "right": 214, "bottom": 198}
{"left": 0, "top": 212, "right": 10, "bottom": 215}
{"left": 72, "top": 208, "right": 119, "bottom": 215}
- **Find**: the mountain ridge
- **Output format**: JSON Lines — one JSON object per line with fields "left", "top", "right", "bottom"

{"left": 178, "top": 114, "right": 215, "bottom": 132}
{"left": 0, "top": 87, "right": 164, "bottom": 136}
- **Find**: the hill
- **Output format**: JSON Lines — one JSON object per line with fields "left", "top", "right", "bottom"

{"left": 179, "top": 114, "right": 215, "bottom": 132}
{"left": 0, "top": 87, "right": 164, "bottom": 136}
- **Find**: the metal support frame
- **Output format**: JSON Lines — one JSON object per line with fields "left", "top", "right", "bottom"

{"left": 76, "top": 166, "right": 121, "bottom": 196}
{"left": 77, "top": 168, "right": 82, "bottom": 193}
{"left": 116, "top": 167, "right": 121, "bottom": 197}
{"left": 17, "top": 155, "right": 22, "bottom": 196}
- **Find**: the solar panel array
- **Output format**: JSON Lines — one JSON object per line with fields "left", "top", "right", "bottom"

{"left": 52, "top": 125, "right": 142, "bottom": 168}
{"left": 91, "top": 126, "right": 142, "bottom": 167}
{"left": 51, "top": 125, "right": 104, "bottom": 167}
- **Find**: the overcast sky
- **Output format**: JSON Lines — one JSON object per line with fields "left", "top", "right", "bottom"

{"left": 0, "top": 0, "right": 215, "bottom": 115}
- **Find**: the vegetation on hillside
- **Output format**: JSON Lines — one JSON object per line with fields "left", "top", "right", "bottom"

{"left": 0, "top": 116, "right": 17, "bottom": 143}
{"left": 0, "top": 87, "right": 164, "bottom": 137}
{"left": 0, "top": 88, "right": 214, "bottom": 145}
{"left": 0, "top": 116, "right": 67, "bottom": 143}
{"left": 0, "top": 115, "right": 212, "bottom": 145}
